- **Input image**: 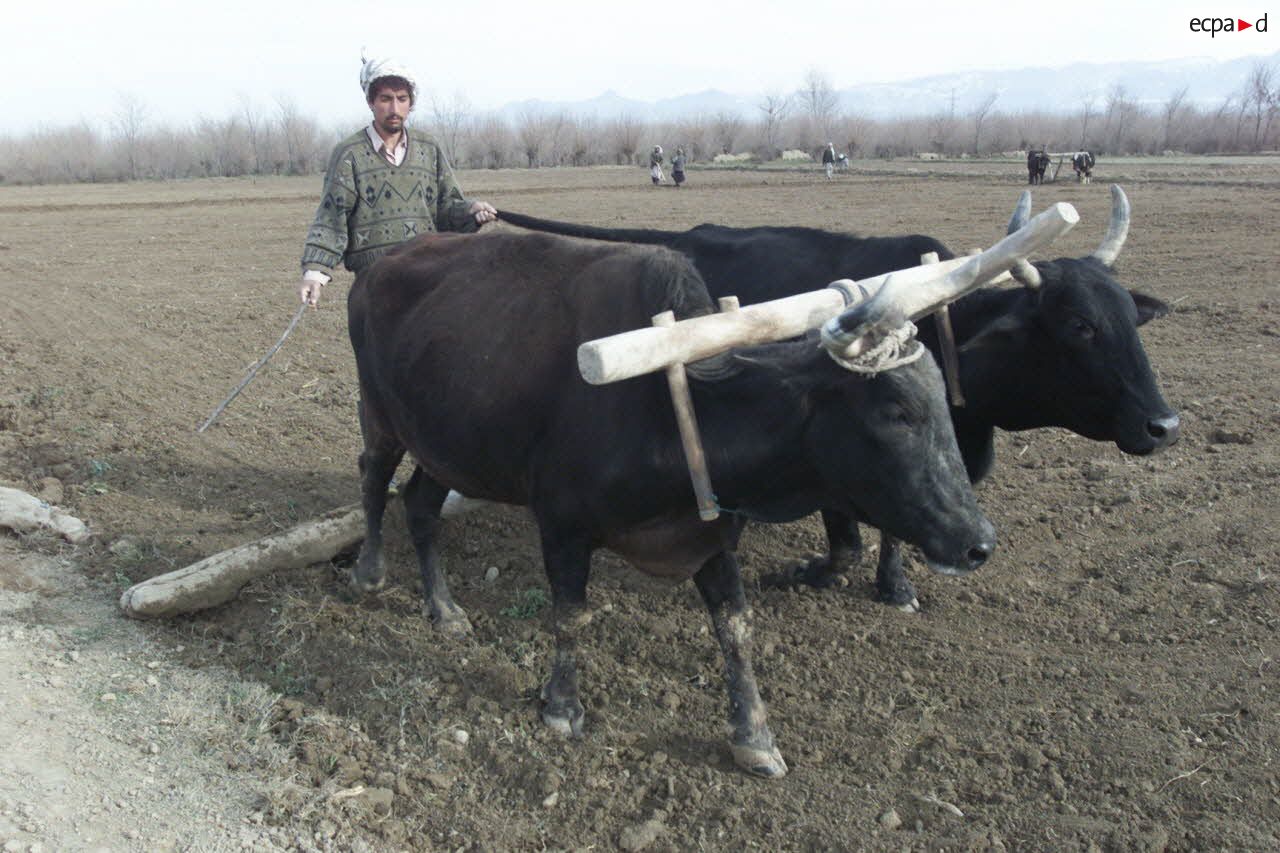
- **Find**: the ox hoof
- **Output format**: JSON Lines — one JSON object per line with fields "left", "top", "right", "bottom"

{"left": 877, "top": 581, "right": 919, "bottom": 612}
{"left": 730, "top": 742, "right": 788, "bottom": 779}
{"left": 540, "top": 704, "right": 585, "bottom": 738}
{"left": 350, "top": 551, "right": 386, "bottom": 594}
{"left": 432, "top": 610, "right": 473, "bottom": 637}
{"left": 350, "top": 573, "right": 386, "bottom": 594}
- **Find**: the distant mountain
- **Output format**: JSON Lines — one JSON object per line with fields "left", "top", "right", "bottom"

{"left": 493, "top": 51, "right": 1280, "bottom": 121}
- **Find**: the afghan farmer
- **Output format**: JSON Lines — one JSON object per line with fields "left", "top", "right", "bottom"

{"left": 296, "top": 56, "right": 497, "bottom": 308}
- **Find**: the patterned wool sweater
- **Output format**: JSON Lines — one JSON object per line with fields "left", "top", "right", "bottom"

{"left": 301, "top": 128, "right": 476, "bottom": 274}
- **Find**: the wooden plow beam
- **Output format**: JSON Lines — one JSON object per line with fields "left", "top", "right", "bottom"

{"left": 578, "top": 202, "right": 1080, "bottom": 518}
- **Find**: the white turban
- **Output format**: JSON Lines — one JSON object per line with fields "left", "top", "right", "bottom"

{"left": 359, "top": 56, "right": 418, "bottom": 102}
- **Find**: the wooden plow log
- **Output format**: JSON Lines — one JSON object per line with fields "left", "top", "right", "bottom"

{"left": 118, "top": 493, "right": 485, "bottom": 619}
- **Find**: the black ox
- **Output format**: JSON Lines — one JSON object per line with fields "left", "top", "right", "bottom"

{"left": 1073, "top": 151, "right": 1096, "bottom": 183}
{"left": 349, "top": 230, "right": 995, "bottom": 777}
{"left": 1027, "top": 150, "right": 1050, "bottom": 184}
{"left": 496, "top": 185, "right": 1179, "bottom": 610}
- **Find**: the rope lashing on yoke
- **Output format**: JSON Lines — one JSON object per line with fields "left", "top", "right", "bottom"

{"left": 820, "top": 318, "right": 925, "bottom": 375}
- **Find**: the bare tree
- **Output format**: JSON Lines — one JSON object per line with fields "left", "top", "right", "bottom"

{"left": 112, "top": 93, "right": 149, "bottom": 180}
{"left": 1077, "top": 95, "right": 1097, "bottom": 149}
{"left": 276, "top": 95, "right": 322, "bottom": 174}
{"left": 61, "top": 120, "right": 100, "bottom": 182}
{"left": 1104, "top": 84, "right": 1141, "bottom": 152}
{"left": 515, "top": 108, "right": 548, "bottom": 167}
{"left": 1161, "top": 85, "right": 1189, "bottom": 151}
{"left": 569, "top": 115, "right": 598, "bottom": 166}
{"left": 711, "top": 110, "right": 744, "bottom": 154}
{"left": 756, "top": 92, "right": 791, "bottom": 158}
{"left": 237, "top": 93, "right": 270, "bottom": 175}
{"left": 472, "top": 113, "right": 513, "bottom": 168}
{"left": 431, "top": 91, "right": 472, "bottom": 165}
{"left": 543, "top": 110, "right": 571, "bottom": 166}
{"left": 610, "top": 114, "right": 644, "bottom": 165}
{"left": 1244, "top": 61, "right": 1278, "bottom": 151}
{"left": 970, "top": 92, "right": 998, "bottom": 155}
{"left": 797, "top": 69, "right": 839, "bottom": 141}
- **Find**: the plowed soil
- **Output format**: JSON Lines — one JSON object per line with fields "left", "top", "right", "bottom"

{"left": 1, "top": 159, "right": 1278, "bottom": 852}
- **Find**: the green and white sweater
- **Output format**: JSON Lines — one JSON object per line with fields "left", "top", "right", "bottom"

{"left": 300, "top": 128, "right": 476, "bottom": 275}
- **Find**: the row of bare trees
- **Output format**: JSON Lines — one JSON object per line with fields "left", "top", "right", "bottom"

{"left": 3, "top": 65, "right": 1277, "bottom": 185}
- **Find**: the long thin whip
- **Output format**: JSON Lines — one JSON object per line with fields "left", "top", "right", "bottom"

{"left": 197, "top": 302, "right": 309, "bottom": 433}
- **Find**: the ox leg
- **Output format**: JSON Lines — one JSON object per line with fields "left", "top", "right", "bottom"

{"left": 352, "top": 398, "right": 404, "bottom": 593}
{"left": 539, "top": 533, "right": 592, "bottom": 738}
{"left": 875, "top": 532, "right": 919, "bottom": 613}
{"left": 401, "top": 467, "right": 471, "bottom": 636}
{"left": 789, "top": 509, "right": 863, "bottom": 588}
{"left": 695, "top": 552, "right": 787, "bottom": 779}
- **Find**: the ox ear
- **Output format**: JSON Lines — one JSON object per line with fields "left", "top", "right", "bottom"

{"left": 1130, "top": 290, "right": 1170, "bottom": 326}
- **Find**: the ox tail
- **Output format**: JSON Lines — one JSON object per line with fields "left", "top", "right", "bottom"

{"left": 497, "top": 209, "right": 681, "bottom": 246}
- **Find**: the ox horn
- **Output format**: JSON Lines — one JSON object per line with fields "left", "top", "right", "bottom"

{"left": 1091, "top": 184, "right": 1130, "bottom": 267}
{"left": 1005, "top": 190, "right": 1043, "bottom": 289}
{"left": 819, "top": 202, "right": 1078, "bottom": 370}
{"left": 1007, "top": 190, "right": 1032, "bottom": 234}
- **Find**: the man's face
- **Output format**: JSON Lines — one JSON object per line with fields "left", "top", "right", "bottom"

{"left": 369, "top": 86, "right": 413, "bottom": 138}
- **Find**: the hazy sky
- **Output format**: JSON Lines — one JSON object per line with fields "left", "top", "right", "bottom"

{"left": 5, "top": 0, "right": 1275, "bottom": 133}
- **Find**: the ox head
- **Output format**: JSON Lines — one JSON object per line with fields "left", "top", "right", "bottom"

{"left": 739, "top": 297, "right": 996, "bottom": 575}
{"left": 984, "top": 186, "right": 1179, "bottom": 454}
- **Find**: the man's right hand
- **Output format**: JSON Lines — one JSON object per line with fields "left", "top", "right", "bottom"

{"left": 299, "top": 277, "right": 325, "bottom": 307}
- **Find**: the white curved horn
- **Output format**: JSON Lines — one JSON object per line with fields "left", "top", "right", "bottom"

{"left": 1005, "top": 191, "right": 1042, "bottom": 288}
{"left": 1007, "top": 190, "right": 1032, "bottom": 235}
{"left": 1092, "top": 184, "right": 1131, "bottom": 267}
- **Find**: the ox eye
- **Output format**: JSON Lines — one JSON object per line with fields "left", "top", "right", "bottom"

{"left": 884, "top": 405, "right": 913, "bottom": 428}
{"left": 1067, "top": 317, "right": 1095, "bottom": 340}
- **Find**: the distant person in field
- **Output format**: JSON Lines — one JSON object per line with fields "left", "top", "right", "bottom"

{"left": 671, "top": 147, "right": 687, "bottom": 188}
{"left": 822, "top": 143, "right": 836, "bottom": 180}
{"left": 297, "top": 56, "right": 497, "bottom": 307}
{"left": 649, "top": 145, "right": 664, "bottom": 185}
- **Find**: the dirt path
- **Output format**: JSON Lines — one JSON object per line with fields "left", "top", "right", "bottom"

{"left": 0, "top": 539, "right": 300, "bottom": 852}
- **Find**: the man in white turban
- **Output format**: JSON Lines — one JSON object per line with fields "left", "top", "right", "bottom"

{"left": 297, "top": 56, "right": 497, "bottom": 307}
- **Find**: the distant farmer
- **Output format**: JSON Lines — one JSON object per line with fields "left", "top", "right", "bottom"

{"left": 297, "top": 56, "right": 497, "bottom": 307}
{"left": 649, "top": 145, "right": 664, "bottom": 185}
{"left": 822, "top": 143, "right": 836, "bottom": 180}
{"left": 671, "top": 147, "right": 686, "bottom": 188}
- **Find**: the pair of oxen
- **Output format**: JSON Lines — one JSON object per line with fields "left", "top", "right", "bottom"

{"left": 346, "top": 186, "right": 1178, "bottom": 778}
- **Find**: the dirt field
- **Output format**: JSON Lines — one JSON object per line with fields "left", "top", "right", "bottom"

{"left": 2, "top": 158, "right": 1278, "bottom": 851}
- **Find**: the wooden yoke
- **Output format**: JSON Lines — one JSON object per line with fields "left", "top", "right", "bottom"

{"left": 578, "top": 202, "right": 1078, "bottom": 386}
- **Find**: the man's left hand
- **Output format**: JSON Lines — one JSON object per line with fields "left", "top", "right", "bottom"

{"left": 470, "top": 201, "right": 497, "bottom": 226}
